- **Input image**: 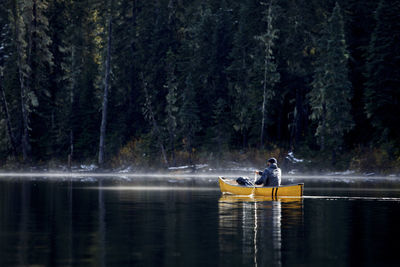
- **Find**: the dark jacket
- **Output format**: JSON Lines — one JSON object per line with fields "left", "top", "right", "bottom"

{"left": 255, "top": 163, "right": 281, "bottom": 186}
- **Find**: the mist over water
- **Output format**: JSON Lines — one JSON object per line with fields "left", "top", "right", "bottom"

{"left": 1, "top": 171, "right": 400, "bottom": 196}
{"left": 1, "top": 170, "right": 399, "bottom": 181}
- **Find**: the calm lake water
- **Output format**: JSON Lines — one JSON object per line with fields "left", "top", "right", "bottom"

{"left": 1, "top": 174, "right": 400, "bottom": 266}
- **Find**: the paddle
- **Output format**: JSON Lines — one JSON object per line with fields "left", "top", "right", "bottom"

{"left": 251, "top": 170, "right": 258, "bottom": 196}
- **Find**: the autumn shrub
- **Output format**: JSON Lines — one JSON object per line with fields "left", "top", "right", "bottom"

{"left": 350, "top": 145, "right": 400, "bottom": 174}
{"left": 111, "top": 138, "right": 150, "bottom": 168}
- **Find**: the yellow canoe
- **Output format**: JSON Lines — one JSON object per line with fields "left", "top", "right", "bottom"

{"left": 218, "top": 177, "right": 304, "bottom": 197}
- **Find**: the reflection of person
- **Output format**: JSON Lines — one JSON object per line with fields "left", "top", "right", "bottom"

{"left": 255, "top": 157, "right": 281, "bottom": 186}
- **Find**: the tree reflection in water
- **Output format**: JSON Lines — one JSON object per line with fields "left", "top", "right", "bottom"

{"left": 218, "top": 196, "right": 303, "bottom": 266}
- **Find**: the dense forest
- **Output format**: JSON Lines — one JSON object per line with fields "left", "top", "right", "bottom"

{"left": 0, "top": 0, "right": 399, "bottom": 172}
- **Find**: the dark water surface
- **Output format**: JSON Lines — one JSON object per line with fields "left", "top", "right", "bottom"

{"left": 1, "top": 175, "right": 400, "bottom": 266}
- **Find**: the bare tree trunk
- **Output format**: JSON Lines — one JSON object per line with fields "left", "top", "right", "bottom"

{"left": 0, "top": 77, "right": 18, "bottom": 156}
{"left": 260, "top": 57, "right": 268, "bottom": 148}
{"left": 68, "top": 84, "right": 74, "bottom": 171}
{"left": 20, "top": 76, "right": 31, "bottom": 162}
{"left": 98, "top": 3, "right": 113, "bottom": 166}
{"left": 68, "top": 34, "right": 80, "bottom": 170}
{"left": 14, "top": 7, "right": 32, "bottom": 162}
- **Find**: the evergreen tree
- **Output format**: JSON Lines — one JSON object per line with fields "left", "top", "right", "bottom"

{"left": 179, "top": 73, "right": 200, "bottom": 165}
{"left": 70, "top": 1, "right": 103, "bottom": 160}
{"left": 106, "top": 0, "right": 145, "bottom": 153}
{"left": 7, "top": 0, "right": 54, "bottom": 162}
{"left": 142, "top": 72, "right": 169, "bottom": 166}
{"left": 164, "top": 49, "right": 179, "bottom": 166}
{"left": 191, "top": 2, "right": 233, "bottom": 137}
{"left": 309, "top": 2, "right": 353, "bottom": 161}
{"left": 26, "top": 0, "right": 55, "bottom": 160}
{"left": 364, "top": 0, "right": 400, "bottom": 146}
{"left": 278, "top": 0, "right": 323, "bottom": 148}
{"left": 255, "top": 0, "right": 280, "bottom": 148}
{"left": 12, "top": 0, "right": 33, "bottom": 162}
{"left": 211, "top": 98, "right": 229, "bottom": 163}
{"left": 50, "top": 0, "right": 92, "bottom": 163}
{"left": 0, "top": 1, "right": 18, "bottom": 157}
{"left": 345, "top": 0, "right": 378, "bottom": 146}
{"left": 228, "top": 0, "right": 263, "bottom": 149}
{"left": 135, "top": 1, "right": 173, "bottom": 163}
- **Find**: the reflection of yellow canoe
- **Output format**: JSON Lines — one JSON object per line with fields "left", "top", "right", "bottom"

{"left": 219, "top": 177, "right": 304, "bottom": 197}
{"left": 219, "top": 194, "right": 302, "bottom": 203}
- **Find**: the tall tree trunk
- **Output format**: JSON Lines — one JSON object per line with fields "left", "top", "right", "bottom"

{"left": 68, "top": 33, "right": 79, "bottom": 170}
{"left": 68, "top": 72, "right": 75, "bottom": 170}
{"left": 20, "top": 77, "right": 31, "bottom": 162}
{"left": 68, "top": 76, "right": 74, "bottom": 171}
{"left": 0, "top": 77, "right": 18, "bottom": 156}
{"left": 98, "top": 2, "right": 113, "bottom": 166}
{"left": 260, "top": 57, "right": 268, "bottom": 148}
{"left": 14, "top": 6, "right": 32, "bottom": 162}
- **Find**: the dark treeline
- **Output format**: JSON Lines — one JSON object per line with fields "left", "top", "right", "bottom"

{"left": 0, "top": 0, "right": 399, "bottom": 170}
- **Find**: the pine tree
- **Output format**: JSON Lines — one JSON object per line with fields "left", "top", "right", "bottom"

{"left": 51, "top": 0, "right": 90, "bottom": 163}
{"left": 278, "top": 0, "right": 318, "bottom": 148}
{"left": 228, "top": 0, "right": 263, "bottom": 149}
{"left": 255, "top": 0, "right": 280, "bottom": 148}
{"left": 27, "top": 0, "right": 55, "bottom": 159}
{"left": 211, "top": 97, "right": 229, "bottom": 163}
{"left": 364, "top": 0, "right": 400, "bottom": 146}
{"left": 0, "top": 1, "right": 18, "bottom": 157}
{"left": 309, "top": 2, "right": 353, "bottom": 161}
{"left": 190, "top": 2, "right": 233, "bottom": 136}
{"left": 142, "top": 72, "right": 169, "bottom": 166}
{"left": 164, "top": 48, "right": 179, "bottom": 166}
{"left": 105, "top": 0, "right": 144, "bottom": 154}
{"left": 9, "top": 0, "right": 54, "bottom": 162}
{"left": 179, "top": 73, "right": 200, "bottom": 165}
{"left": 12, "top": 0, "right": 33, "bottom": 162}
{"left": 70, "top": 0, "right": 104, "bottom": 160}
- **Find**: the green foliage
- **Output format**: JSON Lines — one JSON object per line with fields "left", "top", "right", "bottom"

{"left": 179, "top": 73, "right": 201, "bottom": 154}
{"left": 255, "top": 0, "right": 280, "bottom": 147}
{"left": 364, "top": 0, "right": 400, "bottom": 145}
{"left": 309, "top": 2, "right": 353, "bottom": 153}
{"left": 211, "top": 98, "right": 230, "bottom": 154}
{"left": 227, "top": 0, "right": 261, "bottom": 148}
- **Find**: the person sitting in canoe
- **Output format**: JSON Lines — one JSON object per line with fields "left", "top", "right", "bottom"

{"left": 255, "top": 157, "right": 281, "bottom": 187}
